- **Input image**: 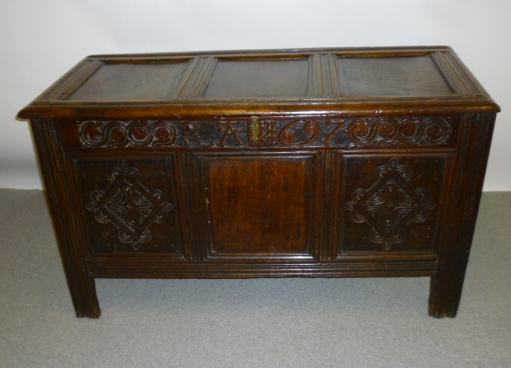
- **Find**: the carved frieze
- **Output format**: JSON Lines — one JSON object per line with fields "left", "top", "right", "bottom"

{"left": 77, "top": 116, "right": 453, "bottom": 149}
{"left": 79, "top": 120, "right": 178, "bottom": 148}
{"left": 345, "top": 117, "right": 453, "bottom": 145}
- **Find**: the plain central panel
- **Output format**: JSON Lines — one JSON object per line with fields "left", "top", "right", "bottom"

{"left": 203, "top": 156, "right": 310, "bottom": 254}
{"left": 204, "top": 59, "right": 308, "bottom": 98}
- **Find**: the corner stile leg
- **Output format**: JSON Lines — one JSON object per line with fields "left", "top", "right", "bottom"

{"left": 31, "top": 119, "right": 101, "bottom": 318}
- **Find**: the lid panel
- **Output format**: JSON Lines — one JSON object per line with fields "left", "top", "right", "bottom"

{"left": 339, "top": 56, "right": 453, "bottom": 97}
{"left": 17, "top": 47, "right": 500, "bottom": 119}
{"left": 203, "top": 59, "right": 309, "bottom": 98}
{"left": 69, "top": 62, "right": 189, "bottom": 101}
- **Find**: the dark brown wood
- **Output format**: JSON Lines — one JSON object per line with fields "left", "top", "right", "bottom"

{"left": 193, "top": 152, "right": 323, "bottom": 261}
{"left": 18, "top": 46, "right": 499, "bottom": 318}
{"left": 428, "top": 113, "right": 496, "bottom": 317}
{"left": 30, "top": 119, "right": 100, "bottom": 318}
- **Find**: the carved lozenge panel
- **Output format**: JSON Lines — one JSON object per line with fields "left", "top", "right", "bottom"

{"left": 74, "top": 159, "right": 184, "bottom": 255}
{"left": 65, "top": 116, "right": 456, "bottom": 150}
{"left": 341, "top": 155, "right": 445, "bottom": 252}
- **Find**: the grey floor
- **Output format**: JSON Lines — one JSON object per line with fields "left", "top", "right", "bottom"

{"left": 1, "top": 189, "right": 510, "bottom": 368}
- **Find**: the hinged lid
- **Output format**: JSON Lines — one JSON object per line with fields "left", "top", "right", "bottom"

{"left": 18, "top": 46, "right": 500, "bottom": 119}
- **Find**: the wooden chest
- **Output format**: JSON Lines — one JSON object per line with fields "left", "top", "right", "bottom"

{"left": 18, "top": 46, "right": 500, "bottom": 318}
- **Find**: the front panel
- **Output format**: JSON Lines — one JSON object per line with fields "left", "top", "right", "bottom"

{"left": 57, "top": 115, "right": 458, "bottom": 270}
{"left": 332, "top": 153, "right": 451, "bottom": 258}
{"left": 69, "top": 157, "right": 188, "bottom": 259}
{"left": 192, "top": 152, "right": 323, "bottom": 262}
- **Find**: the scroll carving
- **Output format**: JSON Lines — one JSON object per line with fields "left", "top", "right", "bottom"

{"left": 79, "top": 120, "right": 177, "bottom": 148}
{"left": 85, "top": 166, "right": 173, "bottom": 250}
{"left": 345, "top": 117, "right": 453, "bottom": 145}
{"left": 77, "top": 116, "right": 453, "bottom": 149}
{"left": 345, "top": 159, "right": 438, "bottom": 250}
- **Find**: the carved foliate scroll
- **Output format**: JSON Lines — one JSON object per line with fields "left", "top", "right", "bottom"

{"left": 77, "top": 116, "right": 454, "bottom": 149}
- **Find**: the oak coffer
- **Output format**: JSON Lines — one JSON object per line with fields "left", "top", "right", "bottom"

{"left": 18, "top": 46, "right": 500, "bottom": 318}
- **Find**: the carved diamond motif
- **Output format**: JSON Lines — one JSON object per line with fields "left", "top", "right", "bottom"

{"left": 86, "top": 166, "right": 173, "bottom": 250}
{"left": 345, "top": 159, "right": 437, "bottom": 250}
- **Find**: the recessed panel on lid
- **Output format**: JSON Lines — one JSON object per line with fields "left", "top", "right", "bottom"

{"left": 204, "top": 59, "right": 308, "bottom": 98}
{"left": 69, "top": 62, "right": 188, "bottom": 101}
{"left": 339, "top": 56, "right": 453, "bottom": 97}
